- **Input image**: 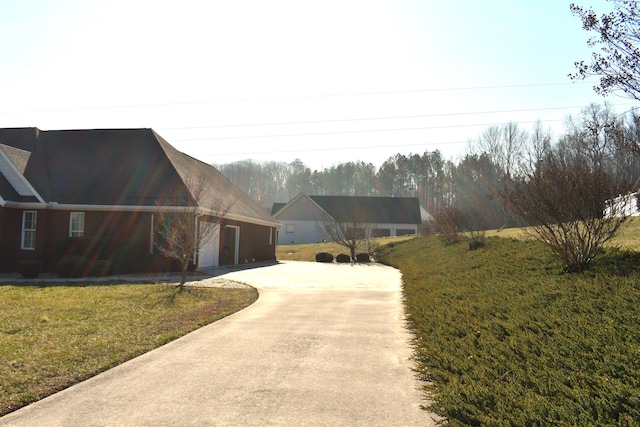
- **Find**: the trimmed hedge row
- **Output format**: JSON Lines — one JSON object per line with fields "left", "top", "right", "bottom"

{"left": 336, "top": 254, "right": 351, "bottom": 263}
{"left": 54, "top": 236, "right": 179, "bottom": 275}
{"left": 315, "top": 252, "right": 372, "bottom": 263}
{"left": 57, "top": 257, "right": 115, "bottom": 278}
{"left": 315, "top": 252, "right": 334, "bottom": 263}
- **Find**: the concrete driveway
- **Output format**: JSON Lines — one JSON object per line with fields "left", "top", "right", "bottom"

{"left": 0, "top": 261, "right": 439, "bottom": 426}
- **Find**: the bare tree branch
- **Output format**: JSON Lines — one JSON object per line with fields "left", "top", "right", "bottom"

{"left": 570, "top": 0, "right": 640, "bottom": 101}
{"left": 317, "top": 207, "right": 373, "bottom": 261}
{"left": 155, "top": 174, "right": 235, "bottom": 287}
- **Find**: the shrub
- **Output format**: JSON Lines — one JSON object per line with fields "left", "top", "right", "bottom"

{"left": 89, "top": 260, "right": 111, "bottom": 277}
{"left": 18, "top": 260, "right": 41, "bottom": 279}
{"left": 57, "top": 256, "right": 91, "bottom": 278}
{"left": 107, "top": 240, "right": 147, "bottom": 274}
{"left": 468, "top": 229, "right": 486, "bottom": 251}
{"left": 420, "top": 220, "right": 436, "bottom": 235}
{"left": 55, "top": 237, "right": 148, "bottom": 274}
{"left": 501, "top": 158, "right": 632, "bottom": 272}
{"left": 355, "top": 253, "right": 370, "bottom": 263}
{"left": 315, "top": 252, "right": 334, "bottom": 263}
{"left": 432, "top": 206, "right": 469, "bottom": 245}
{"left": 336, "top": 254, "right": 351, "bottom": 263}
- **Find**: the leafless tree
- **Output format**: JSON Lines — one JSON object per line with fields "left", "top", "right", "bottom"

{"left": 471, "top": 122, "right": 527, "bottom": 178}
{"left": 570, "top": 0, "right": 640, "bottom": 101}
{"left": 317, "top": 207, "right": 373, "bottom": 261}
{"left": 155, "top": 175, "right": 235, "bottom": 288}
{"left": 524, "top": 120, "right": 553, "bottom": 174}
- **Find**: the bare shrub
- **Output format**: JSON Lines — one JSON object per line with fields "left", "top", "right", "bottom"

{"left": 501, "top": 158, "right": 632, "bottom": 272}
{"left": 432, "top": 206, "right": 469, "bottom": 245}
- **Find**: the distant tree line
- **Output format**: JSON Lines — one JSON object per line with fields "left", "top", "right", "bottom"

{"left": 216, "top": 103, "right": 640, "bottom": 231}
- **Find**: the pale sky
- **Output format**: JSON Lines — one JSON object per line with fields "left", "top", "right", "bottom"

{"left": 0, "top": 0, "right": 633, "bottom": 170}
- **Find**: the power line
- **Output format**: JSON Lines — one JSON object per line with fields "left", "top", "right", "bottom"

{"left": 0, "top": 81, "right": 591, "bottom": 115}
{"left": 158, "top": 102, "right": 636, "bottom": 131}
{"left": 193, "top": 140, "right": 470, "bottom": 158}
{"left": 172, "top": 119, "right": 565, "bottom": 141}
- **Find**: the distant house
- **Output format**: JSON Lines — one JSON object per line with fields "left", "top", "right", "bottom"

{"left": 604, "top": 191, "right": 640, "bottom": 218}
{"left": 0, "top": 128, "right": 280, "bottom": 273}
{"left": 271, "top": 193, "right": 422, "bottom": 245}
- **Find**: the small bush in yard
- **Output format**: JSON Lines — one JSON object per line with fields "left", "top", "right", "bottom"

{"left": 355, "top": 253, "right": 370, "bottom": 262}
{"left": 57, "top": 256, "right": 91, "bottom": 278}
{"left": 18, "top": 260, "right": 41, "bottom": 278}
{"left": 89, "top": 260, "right": 111, "bottom": 277}
{"left": 468, "top": 229, "right": 486, "bottom": 250}
{"left": 336, "top": 254, "right": 351, "bottom": 263}
{"left": 315, "top": 252, "right": 334, "bottom": 263}
{"left": 433, "top": 206, "right": 469, "bottom": 245}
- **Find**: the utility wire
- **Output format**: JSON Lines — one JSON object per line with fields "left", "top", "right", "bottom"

{"left": 195, "top": 140, "right": 469, "bottom": 157}
{"left": 172, "top": 119, "right": 565, "bottom": 141}
{"left": 158, "top": 102, "right": 636, "bottom": 131}
{"left": 0, "top": 81, "right": 591, "bottom": 115}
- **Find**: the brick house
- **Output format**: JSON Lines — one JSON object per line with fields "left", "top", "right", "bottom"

{"left": 0, "top": 128, "right": 279, "bottom": 273}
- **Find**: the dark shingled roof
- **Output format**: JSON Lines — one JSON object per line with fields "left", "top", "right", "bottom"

{"left": 0, "top": 128, "right": 277, "bottom": 226}
{"left": 309, "top": 195, "right": 421, "bottom": 224}
{"left": 270, "top": 202, "right": 287, "bottom": 215}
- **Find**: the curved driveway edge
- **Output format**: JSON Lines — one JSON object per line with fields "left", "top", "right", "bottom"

{"left": 0, "top": 261, "right": 440, "bottom": 426}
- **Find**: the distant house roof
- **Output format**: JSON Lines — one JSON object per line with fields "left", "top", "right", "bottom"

{"left": 0, "top": 128, "right": 278, "bottom": 227}
{"left": 272, "top": 193, "right": 421, "bottom": 225}
{"left": 270, "top": 202, "right": 287, "bottom": 215}
{"left": 310, "top": 195, "right": 421, "bottom": 224}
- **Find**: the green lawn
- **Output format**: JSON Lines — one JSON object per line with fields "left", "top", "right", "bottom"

{"left": 0, "top": 284, "right": 257, "bottom": 416}
{"left": 377, "top": 236, "right": 640, "bottom": 426}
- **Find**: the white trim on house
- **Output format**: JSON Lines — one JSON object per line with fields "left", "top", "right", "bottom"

{"left": 0, "top": 202, "right": 280, "bottom": 228}
{"left": 0, "top": 149, "right": 45, "bottom": 203}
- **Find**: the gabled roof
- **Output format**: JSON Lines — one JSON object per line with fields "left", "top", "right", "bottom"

{"left": 0, "top": 128, "right": 278, "bottom": 227}
{"left": 152, "top": 131, "right": 275, "bottom": 225}
{"left": 310, "top": 195, "right": 421, "bottom": 224}
{"left": 270, "top": 202, "right": 287, "bottom": 215}
{"left": 272, "top": 193, "right": 421, "bottom": 225}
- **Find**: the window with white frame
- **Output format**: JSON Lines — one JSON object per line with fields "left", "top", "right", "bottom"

{"left": 21, "top": 211, "right": 37, "bottom": 250}
{"left": 69, "top": 212, "right": 85, "bottom": 237}
{"left": 286, "top": 224, "right": 295, "bottom": 233}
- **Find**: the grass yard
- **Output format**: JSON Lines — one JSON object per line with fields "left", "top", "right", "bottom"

{"left": 377, "top": 236, "right": 640, "bottom": 426}
{"left": 276, "top": 235, "right": 416, "bottom": 261}
{"left": 0, "top": 283, "right": 257, "bottom": 416}
{"left": 485, "top": 216, "right": 640, "bottom": 251}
